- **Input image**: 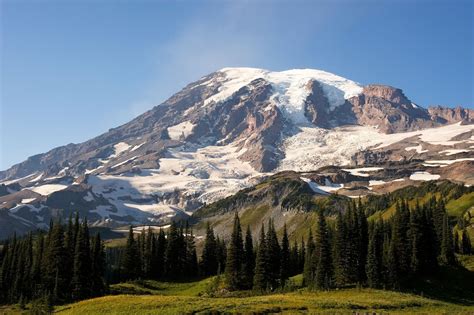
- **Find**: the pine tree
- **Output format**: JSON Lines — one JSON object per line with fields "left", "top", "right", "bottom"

{"left": 333, "top": 212, "right": 347, "bottom": 287}
{"left": 265, "top": 220, "right": 280, "bottom": 290}
{"left": 184, "top": 223, "right": 198, "bottom": 278}
{"left": 289, "top": 240, "right": 299, "bottom": 276}
{"left": 154, "top": 228, "right": 166, "bottom": 279}
{"left": 165, "top": 221, "right": 182, "bottom": 279}
{"left": 243, "top": 226, "right": 255, "bottom": 289}
{"left": 366, "top": 222, "right": 383, "bottom": 288}
{"left": 91, "top": 233, "right": 106, "bottom": 296}
{"left": 225, "top": 212, "right": 244, "bottom": 290}
{"left": 441, "top": 213, "right": 456, "bottom": 265}
{"left": 253, "top": 224, "right": 268, "bottom": 291}
{"left": 303, "top": 229, "right": 315, "bottom": 286}
{"left": 201, "top": 223, "right": 218, "bottom": 276}
{"left": 122, "top": 226, "right": 140, "bottom": 280}
{"left": 280, "top": 224, "right": 290, "bottom": 287}
{"left": 72, "top": 218, "right": 92, "bottom": 300}
{"left": 43, "top": 220, "right": 66, "bottom": 302}
{"left": 356, "top": 204, "right": 368, "bottom": 283}
{"left": 315, "top": 210, "right": 332, "bottom": 290}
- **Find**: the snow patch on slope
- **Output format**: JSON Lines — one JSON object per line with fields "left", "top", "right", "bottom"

{"left": 167, "top": 121, "right": 195, "bottom": 140}
{"left": 27, "top": 184, "right": 68, "bottom": 196}
{"left": 409, "top": 172, "right": 440, "bottom": 181}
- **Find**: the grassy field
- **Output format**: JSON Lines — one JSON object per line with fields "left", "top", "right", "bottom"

{"left": 54, "top": 289, "right": 474, "bottom": 314}
{"left": 447, "top": 192, "right": 474, "bottom": 217}
{"left": 3, "top": 270, "right": 473, "bottom": 314}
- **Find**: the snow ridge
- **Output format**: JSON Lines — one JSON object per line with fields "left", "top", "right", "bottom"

{"left": 203, "top": 67, "right": 363, "bottom": 125}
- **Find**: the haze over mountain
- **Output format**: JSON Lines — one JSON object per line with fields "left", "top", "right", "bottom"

{"left": 0, "top": 67, "right": 473, "bottom": 238}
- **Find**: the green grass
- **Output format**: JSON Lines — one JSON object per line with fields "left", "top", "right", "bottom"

{"left": 109, "top": 277, "right": 215, "bottom": 296}
{"left": 447, "top": 192, "right": 474, "bottom": 217}
{"left": 55, "top": 289, "right": 474, "bottom": 314}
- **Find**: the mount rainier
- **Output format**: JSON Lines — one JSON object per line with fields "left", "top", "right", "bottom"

{"left": 1, "top": 67, "right": 473, "bottom": 238}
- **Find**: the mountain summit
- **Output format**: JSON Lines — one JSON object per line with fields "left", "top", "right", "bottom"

{"left": 0, "top": 67, "right": 473, "bottom": 237}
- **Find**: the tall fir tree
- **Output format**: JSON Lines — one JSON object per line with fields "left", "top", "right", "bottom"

{"left": 225, "top": 212, "right": 244, "bottom": 290}
{"left": 441, "top": 213, "right": 456, "bottom": 265}
{"left": 280, "top": 224, "right": 290, "bottom": 287}
{"left": 201, "top": 223, "right": 218, "bottom": 276}
{"left": 243, "top": 226, "right": 255, "bottom": 289}
{"left": 122, "top": 226, "right": 140, "bottom": 280}
{"left": 72, "top": 219, "right": 92, "bottom": 301}
{"left": 314, "top": 210, "right": 332, "bottom": 290}
{"left": 303, "top": 229, "right": 315, "bottom": 286}
{"left": 265, "top": 220, "right": 281, "bottom": 290}
{"left": 253, "top": 224, "right": 268, "bottom": 291}
{"left": 366, "top": 222, "right": 383, "bottom": 288}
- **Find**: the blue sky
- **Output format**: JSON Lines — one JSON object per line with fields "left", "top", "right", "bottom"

{"left": 1, "top": 0, "right": 472, "bottom": 170}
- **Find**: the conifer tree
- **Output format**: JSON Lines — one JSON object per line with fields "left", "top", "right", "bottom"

{"left": 280, "top": 224, "right": 290, "bottom": 287}
{"left": 91, "top": 233, "right": 106, "bottom": 296}
{"left": 44, "top": 220, "right": 66, "bottom": 302}
{"left": 184, "top": 223, "right": 198, "bottom": 278}
{"left": 265, "top": 220, "right": 280, "bottom": 290}
{"left": 315, "top": 210, "right": 332, "bottom": 290}
{"left": 122, "top": 226, "right": 140, "bottom": 280}
{"left": 225, "top": 212, "right": 244, "bottom": 290}
{"left": 201, "top": 223, "right": 218, "bottom": 276}
{"left": 441, "top": 213, "right": 456, "bottom": 265}
{"left": 253, "top": 224, "right": 268, "bottom": 291}
{"left": 366, "top": 222, "right": 383, "bottom": 288}
{"left": 303, "top": 229, "right": 315, "bottom": 286}
{"left": 72, "top": 219, "right": 92, "bottom": 300}
{"left": 243, "top": 226, "right": 255, "bottom": 289}
{"left": 333, "top": 212, "right": 347, "bottom": 286}
{"left": 165, "top": 221, "right": 182, "bottom": 279}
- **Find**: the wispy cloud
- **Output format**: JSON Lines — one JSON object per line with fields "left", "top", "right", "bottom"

{"left": 126, "top": 2, "right": 329, "bottom": 116}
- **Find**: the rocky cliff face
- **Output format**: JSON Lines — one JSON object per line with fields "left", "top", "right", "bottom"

{"left": 428, "top": 106, "right": 473, "bottom": 124}
{"left": 347, "top": 85, "right": 438, "bottom": 133}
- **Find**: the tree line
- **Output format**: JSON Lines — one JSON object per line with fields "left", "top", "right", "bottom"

{"left": 0, "top": 214, "right": 106, "bottom": 307}
{"left": 0, "top": 195, "right": 472, "bottom": 307}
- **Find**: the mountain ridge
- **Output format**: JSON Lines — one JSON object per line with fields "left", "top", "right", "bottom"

{"left": 0, "top": 67, "right": 473, "bottom": 238}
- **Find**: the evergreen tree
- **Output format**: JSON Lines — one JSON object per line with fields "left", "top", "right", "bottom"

{"left": 243, "top": 226, "right": 255, "bottom": 289}
{"left": 122, "top": 226, "right": 140, "bottom": 280}
{"left": 91, "top": 233, "right": 106, "bottom": 296}
{"left": 253, "top": 224, "right": 268, "bottom": 291}
{"left": 72, "top": 219, "right": 92, "bottom": 300}
{"left": 184, "top": 223, "right": 198, "bottom": 278}
{"left": 201, "top": 223, "right": 218, "bottom": 276}
{"left": 225, "top": 212, "right": 244, "bottom": 290}
{"left": 441, "top": 213, "right": 456, "bottom": 265}
{"left": 333, "top": 212, "right": 347, "bottom": 287}
{"left": 280, "top": 224, "right": 290, "bottom": 287}
{"left": 356, "top": 204, "right": 368, "bottom": 283}
{"left": 165, "top": 221, "right": 182, "bottom": 279}
{"left": 265, "top": 220, "right": 280, "bottom": 290}
{"left": 43, "top": 220, "right": 66, "bottom": 302}
{"left": 366, "top": 222, "right": 383, "bottom": 288}
{"left": 303, "top": 229, "right": 315, "bottom": 286}
{"left": 314, "top": 210, "right": 332, "bottom": 290}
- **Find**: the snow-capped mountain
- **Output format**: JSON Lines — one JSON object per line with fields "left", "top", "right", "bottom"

{"left": 1, "top": 67, "right": 473, "bottom": 238}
